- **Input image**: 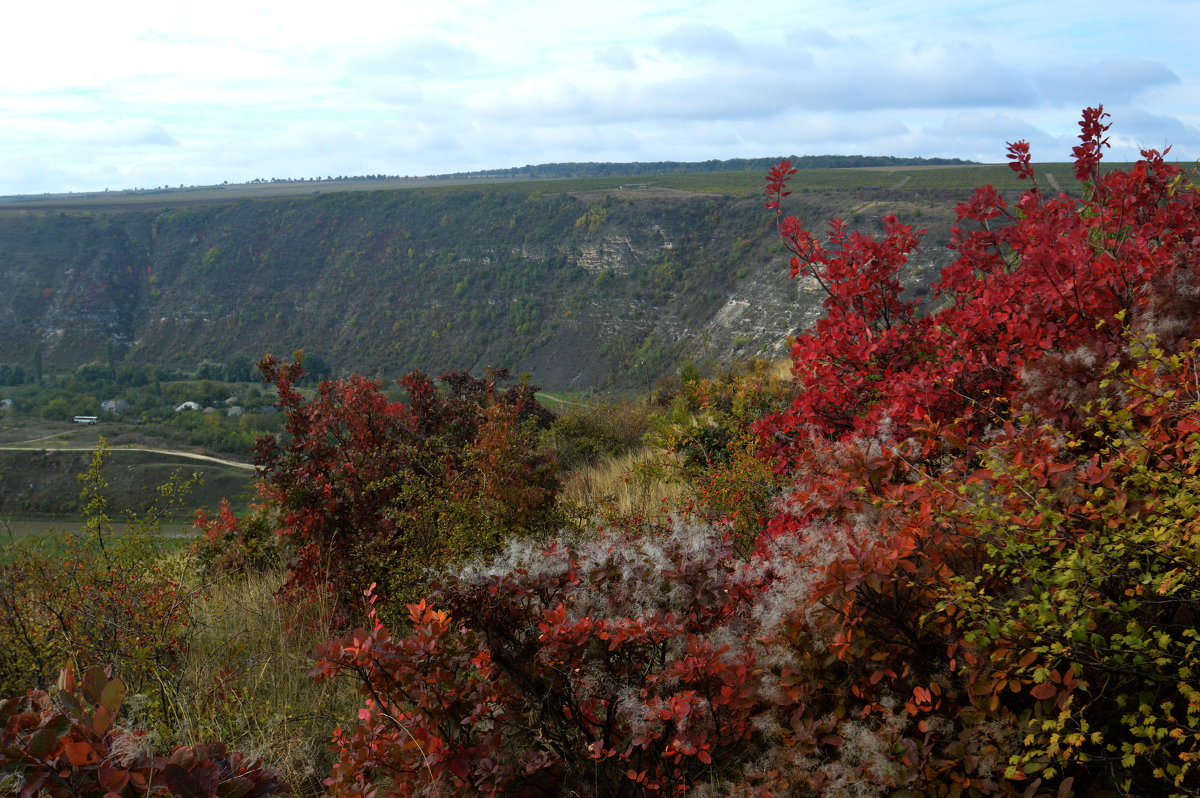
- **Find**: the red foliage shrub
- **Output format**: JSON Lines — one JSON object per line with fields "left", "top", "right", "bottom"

{"left": 0, "top": 661, "right": 289, "bottom": 797}
{"left": 193, "top": 499, "right": 280, "bottom": 576}
{"left": 254, "top": 357, "right": 561, "bottom": 623}
{"left": 312, "top": 524, "right": 782, "bottom": 796}
{"left": 760, "top": 105, "right": 1200, "bottom": 458}
{"left": 308, "top": 109, "right": 1200, "bottom": 796}
{"left": 748, "top": 107, "right": 1200, "bottom": 794}
{"left": 311, "top": 514, "right": 1070, "bottom": 795}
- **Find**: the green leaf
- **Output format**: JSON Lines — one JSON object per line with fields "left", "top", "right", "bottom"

{"left": 99, "top": 678, "right": 126, "bottom": 714}
{"left": 27, "top": 727, "right": 58, "bottom": 760}
{"left": 47, "top": 713, "right": 72, "bottom": 738}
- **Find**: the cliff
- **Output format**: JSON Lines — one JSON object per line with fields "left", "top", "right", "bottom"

{"left": 0, "top": 182, "right": 963, "bottom": 390}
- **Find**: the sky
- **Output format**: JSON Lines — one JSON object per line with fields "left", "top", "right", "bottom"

{"left": 2, "top": 0, "right": 1197, "bottom": 196}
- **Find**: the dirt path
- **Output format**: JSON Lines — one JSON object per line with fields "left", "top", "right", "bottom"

{"left": 1045, "top": 172, "right": 1063, "bottom": 193}
{"left": 894, "top": 175, "right": 912, "bottom": 188}
{"left": 3, "top": 430, "right": 75, "bottom": 446}
{"left": 0, "top": 444, "right": 255, "bottom": 470}
{"left": 536, "top": 392, "right": 581, "bottom": 408}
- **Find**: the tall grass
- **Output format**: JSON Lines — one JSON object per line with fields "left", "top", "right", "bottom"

{"left": 163, "top": 560, "right": 358, "bottom": 797}
{"left": 556, "top": 359, "right": 794, "bottom": 525}
{"left": 562, "top": 447, "right": 693, "bottom": 522}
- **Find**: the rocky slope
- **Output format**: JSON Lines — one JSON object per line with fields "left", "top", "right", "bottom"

{"left": 0, "top": 183, "right": 966, "bottom": 391}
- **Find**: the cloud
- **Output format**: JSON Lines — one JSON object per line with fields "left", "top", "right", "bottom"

{"left": 795, "top": 112, "right": 1071, "bottom": 164}
{"left": 1, "top": 0, "right": 1198, "bottom": 193}
{"left": 350, "top": 37, "right": 482, "bottom": 79}
{"left": 783, "top": 27, "right": 841, "bottom": 49}
{"left": 655, "top": 23, "right": 742, "bottom": 58}
{"left": 77, "top": 120, "right": 180, "bottom": 148}
{"left": 594, "top": 46, "right": 636, "bottom": 72}
{"left": 744, "top": 112, "right": 911, "bottom": 155}
{"left": 791, "top": 42, "right": 1037, "bottom": 111}
{"left": 467, "top": 37, "right": 1036, "bottom": 130}
{"left": 0, "top": 155, "right": 83, "bottom": 196}
{"left": 1108, "top": 107, "right": 1200, "bottom": 152}
{"left": 929, "top": 111, "right": 1047, "bottom": 142}
{"left": 3, "top": 118, "right": 181, "bottom": 154}
{"left": 361, "top": 83, "right": 427, "bottom": 106}
{"left": 1035, "top": 58, "right": 1180, "bottom": 106}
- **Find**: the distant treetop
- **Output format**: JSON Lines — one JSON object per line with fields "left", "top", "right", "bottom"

{"left": 433, "top": 154, "right": 978, "bottom": 180}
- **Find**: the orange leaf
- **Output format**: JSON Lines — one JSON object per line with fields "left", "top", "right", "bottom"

{"left": 1029, "top": 681, "right": 1057, "bottom": 700}
{"left": 64, "top": 741, "right": 99, "bottom": 767}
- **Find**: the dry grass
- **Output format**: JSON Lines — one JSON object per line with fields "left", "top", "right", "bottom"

{"left": 562, "top": 447, "right": 694, "bottom": 522}
{"left": 559, "top": 362, "right": 793, "bottom": 524}
{"left": 768, "top": 358, "right": 793, "bottom": 381}
{"left": 159, "top": 559, "right": 358, "bottom": 797}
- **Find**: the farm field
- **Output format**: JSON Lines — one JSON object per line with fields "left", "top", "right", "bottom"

{"left": 0, "top": 161, "right": 1121, "bottom": 213}
{"left": 0, "top": 175, "right": 512, "bottom": 211}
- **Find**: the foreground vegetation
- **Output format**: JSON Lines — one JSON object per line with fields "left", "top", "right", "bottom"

{"left": 5, "top": 107, "right": 1200, "bottom": 796}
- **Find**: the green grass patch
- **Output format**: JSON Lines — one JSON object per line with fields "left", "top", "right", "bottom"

{"left": 0, "top": 528, "right": 192, "bottom": 563}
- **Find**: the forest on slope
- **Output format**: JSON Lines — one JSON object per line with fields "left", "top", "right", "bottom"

{"left": 0, "top": 164, "right": 1049, "bottom": 393}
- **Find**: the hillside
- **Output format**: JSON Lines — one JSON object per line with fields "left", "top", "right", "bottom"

{"left": 0, "top": 165, "right": 1056, "bottom": 391}
{"left": 7, "top": 121, "right": 1200, "bottom": 796}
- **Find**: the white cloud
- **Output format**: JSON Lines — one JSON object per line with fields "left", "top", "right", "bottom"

{"left": 655, "top": 23, "right": 743, "bottom": 58}
{"left": 1106, "top": 107, "right": 1200, "bottom": 154}
{"left": 349, "top": 38, "right": 483, "bottom": 78}
{"left": 464, "top": 37, "right": 1036, "bottom": 128}
{"left": 71, "top": 120, "right": 180, "bottom": 149}
{"left": 1035, "top": 58, "right": 1181, "bottom": 106}
{"left": 594, "top": 46, "right": 637, "bottom": 72}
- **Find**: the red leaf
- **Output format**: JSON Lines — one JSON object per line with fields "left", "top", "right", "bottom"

{"left": 1029, "top": 681, "right": 1057, "bottom": 700}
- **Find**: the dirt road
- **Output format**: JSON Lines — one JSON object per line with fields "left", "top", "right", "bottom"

{"left": 0, "top": 443, "right": 254, "bottom": 471}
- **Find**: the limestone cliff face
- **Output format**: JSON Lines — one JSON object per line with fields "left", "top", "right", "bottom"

{"left": 0, "top": 186, "right": 956, "bottom": 390}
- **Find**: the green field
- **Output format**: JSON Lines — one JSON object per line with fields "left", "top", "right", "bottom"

{"left": 456, "top": 162, "right": 1133, "bottom": 197}
{"left": 0, "top": 161, "right": 1139, "bottom": 215}
{"left": 651, "top": 163, "right": 1119, "bottom": 195}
